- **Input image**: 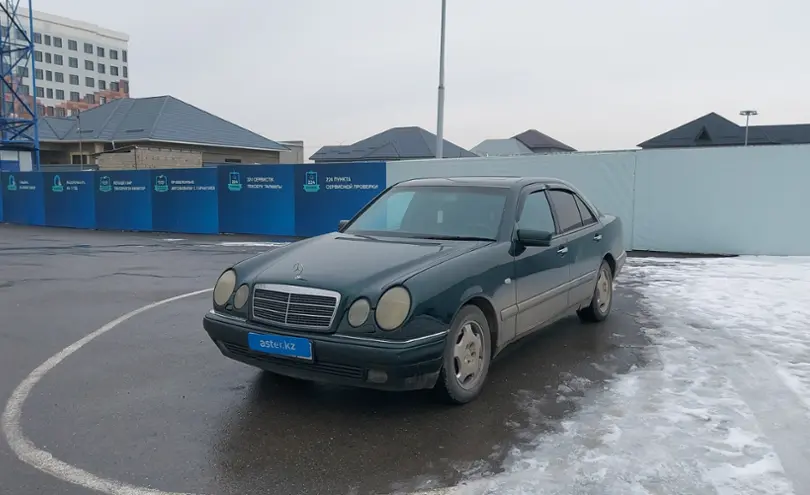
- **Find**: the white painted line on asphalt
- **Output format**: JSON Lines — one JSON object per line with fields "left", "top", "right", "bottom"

{"left": 216, "top": 242, "right": 289, "bottom": 247}
{"left": 0, "top": 287, "right": 467, "bottom": 495}
{"left": 2, "top": 289, "right": 211, "bottom": 495}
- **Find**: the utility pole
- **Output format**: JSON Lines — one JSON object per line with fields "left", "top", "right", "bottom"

{"left": 435, "top": 0, "right": 447, "bottom": 159}
{"left": 739, "top": 109, "right": 758, "bottom": 146}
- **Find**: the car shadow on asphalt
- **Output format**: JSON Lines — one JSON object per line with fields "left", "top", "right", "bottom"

{"left": 209, "top": 287, "right": 652, "bottom": 495}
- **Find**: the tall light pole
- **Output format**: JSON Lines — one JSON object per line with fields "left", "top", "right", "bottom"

{"left": 740, "top": 109, "right": 758, "bottom": 146}
{"left": 435, "top": 0, "right": 447, "bottom": 159}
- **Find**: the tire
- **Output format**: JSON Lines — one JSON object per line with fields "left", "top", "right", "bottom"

{"left": 434, "top": 305, "right": 492, "bottom": 405}
{"left": 577, "top": 259, "right": 614, "bottom": 323}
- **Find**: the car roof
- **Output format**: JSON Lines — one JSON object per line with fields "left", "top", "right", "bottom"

{"left": 393, "top": 176, "right": 575, "bottom": 190}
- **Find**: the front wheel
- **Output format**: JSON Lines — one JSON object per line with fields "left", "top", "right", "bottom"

{"left": 577, "top": 259, "right": 614, "bottom": 323}
{"left": 434, "top": 305, "right": 492, "bottom": 405}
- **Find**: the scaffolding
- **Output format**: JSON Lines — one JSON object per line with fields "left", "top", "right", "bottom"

{"left": 0, "top": 0, "right": 39, "bottom": 170}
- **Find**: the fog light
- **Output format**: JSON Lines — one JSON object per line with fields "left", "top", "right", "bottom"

{"left": 367, "top": 369, "right": 388, "bottom": 384}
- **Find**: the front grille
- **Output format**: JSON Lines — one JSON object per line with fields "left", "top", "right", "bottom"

{"left": 219, "top": 341, "right": 365, "bottom": 380}
{"left": 252, "top": 283, "right": 341, "bottom": 331}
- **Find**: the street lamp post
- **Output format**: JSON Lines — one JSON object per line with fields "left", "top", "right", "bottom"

{"left": 435, "top": 0, "right": 447, "bottom": 159}
{"left": 739, "top": 109, "right": 758, "bottom": 146}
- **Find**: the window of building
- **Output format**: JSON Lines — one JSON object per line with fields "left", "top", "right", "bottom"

{"left": 123, "top": 66, "right": 128, "bottom": 78}
{"left": 54, "top": 37, "right": 62, "bottom": 48}
{"left": 56, "top": 107, "right": 66, "bottom": 117}
{"left": 99, "top": 96, "right": 107, "bottom": 104}
{"left": 98, "top": 63, "right": 105, "bottom": 74}
{"left": 44, "top": 34, "right": 51, "bottom": 46}
{"left": 34, "top": 50, "right": 42, "bottom": 62}
{"left": 55, "top": 89, "right": 65, "bottom": 100}
{"left": 45, "top": 52, "right": 52, "bottom": 63}
{"left": 54, "top": 54, "right": 63, "bottom": 65}
{"left": 16, "top": 66, "right": 28, "bottom": 77}
{"left": 35, "top": 68, "right": 43, "bottom": 79}
{"left": 69, "top": 74, "right": 79, "bottom": 85}
{"left": 19, "top": 84, "right": 29, "bottom": 95}
{"left": 98, "top": 80, "right": 106, "bottom": 90}
{"left": 35, "top": 86, "right": 44, "bottom": 98}
{"left": 110, "top": 49, "right": 118, "bottom": 60}
{"left": 70, "top": 109, "right": 79, "bottom": 117}
{"left": 46, "top": 88, "right": 53, "bottom": 98}
{"left": 46, "top": 106, "right": 54, "bottom": 116}
{"left": 14, "top": 29, "right": 26, "bottom": 40}
{"left": 85, "top": 60, "right": 94, "bottom": 70}
{"left": 55, "top": 72, "right": 64, "bottom": 83}
{"left": 110, "top": 65, "right": 119, "bottom": 76}
{"left": 85, "top": 94, "right": 95, "bottom": 104}
{"left": 85, "top": 76, "right": 94, "bottom": 88}
{"left": 37, "top": 105, "right": 45, "bottom": 116}
{"left": 45, "top": 70, "right": 52, "bottom": 81}
{"left": 71, "top": 153, "right": 89, "bottom": 165}
{"left": 110, "top": 81, "right": 119, "bottom": 92}
{"left": 69, "top": 57, "right": 78, "bottom": 68}
{"left": 121, "top": 80, "right": 129, "bottom": 93}
{"left": 70, "top": 91, "right": 80, "bottom": 102}
{"left": 33, "top": 32, "right": 41, "bottom": 43}
{"left": 68, "top": 39, "right": 77, "bottom": 51}
{"left": 84, "top": 42, "right": 93, "bottom": 54}
{"left": 122, "top": 50, "right": 127, "bottom": 62}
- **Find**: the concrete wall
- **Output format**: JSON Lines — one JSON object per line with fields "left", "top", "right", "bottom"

{"left": 386, "top": 145, "right": 810, "bottom": 256}
{"left": 278, "top": 141, "right": 305, "bottom": 164}
{"left": 97, "top": 147, "right": 203, "bottom": 170}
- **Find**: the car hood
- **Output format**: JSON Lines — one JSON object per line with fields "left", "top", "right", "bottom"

{"left": 249, "top": 233, "right": 488, "bottom": 296}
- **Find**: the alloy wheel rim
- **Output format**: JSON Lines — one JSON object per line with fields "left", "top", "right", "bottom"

{"left": 453, "top": 321, "right": 485, "bottom": 390}
{"left": 596, "top": 267, "right": 612, "bottom": 313}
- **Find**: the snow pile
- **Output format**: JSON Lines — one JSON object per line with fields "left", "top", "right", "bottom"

{"left": 423, "top": 256, "right": 810, "bottom": 495}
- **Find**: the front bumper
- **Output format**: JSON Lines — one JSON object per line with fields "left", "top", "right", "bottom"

{"left": 202, "top": 311, "right": 447, "bottom": 391}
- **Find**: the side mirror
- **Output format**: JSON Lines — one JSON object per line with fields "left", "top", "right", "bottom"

{"left": 516, "top": 229, "right": 553, "bottom": 247}
{"left": 338, "top": 219, "right": 350, "bottom": 232}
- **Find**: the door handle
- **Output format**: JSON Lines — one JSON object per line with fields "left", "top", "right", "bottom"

{"left": 593, "top": 234, "right": 602, "bottom": 241}
{"left": 557, "top": 246, "right": 568, "bottom": 255}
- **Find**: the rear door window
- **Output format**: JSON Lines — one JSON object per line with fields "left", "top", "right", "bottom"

{"left": 547, "top": 189, "right": 583, "bottom": 233}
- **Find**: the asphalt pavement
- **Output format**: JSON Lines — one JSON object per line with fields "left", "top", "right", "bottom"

{"left": 0, "top": 224, "right": 652, "bottom": 495}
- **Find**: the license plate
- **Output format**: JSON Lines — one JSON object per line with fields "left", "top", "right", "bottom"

{"left": 247, "top": 332, "right": 313, "bottom": 360}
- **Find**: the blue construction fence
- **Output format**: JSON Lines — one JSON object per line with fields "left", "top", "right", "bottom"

{"left": 0, "top": 162, "right": 386, "bottom": 237}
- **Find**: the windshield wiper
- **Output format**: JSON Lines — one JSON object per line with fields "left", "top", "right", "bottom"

{"left": 418, "top": 235, "right": 495, "bottom": 242}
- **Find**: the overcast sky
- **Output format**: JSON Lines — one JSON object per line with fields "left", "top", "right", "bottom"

{"left": 35, "top": 0, "right": 810, "bottom": 158}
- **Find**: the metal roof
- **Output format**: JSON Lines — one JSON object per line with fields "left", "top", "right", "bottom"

{"left": 471, "top": 138, "right": 534, "bottom": 156}
{"left": 638, "top": 112, "right": 810, "bottom": 149}
{"left": 309, "top": 126, "right": 477, "bottom": 162}
{"left": 35, "top": 96, "right": 288, "bottom": 151}
{"left": 512, "top": 129, "right": 576, "bottom": 152}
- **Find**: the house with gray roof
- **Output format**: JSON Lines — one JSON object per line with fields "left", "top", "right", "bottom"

{"left": 310, "top": 126, "right": 477, "bottom": 163}
{"left": 34, "top": 95, "right": 295, "bottom": 168}
{"left": 472, "top": 129, "right": 576, "bottom": 156}
{"left": 638, "top": 112, "right": 810, "bottom": 149}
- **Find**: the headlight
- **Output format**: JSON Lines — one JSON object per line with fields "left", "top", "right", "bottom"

{"left": 347, "top": 298, "right": 370, "bottom": 327}
{"left": 213, "top": 269, "right": 237, "bottom": 306}
{"left": 233, "top": 284, "right": 250, "bottom": 309}
{"left": 375, "top": 286, "right": 411, "bottom": 331}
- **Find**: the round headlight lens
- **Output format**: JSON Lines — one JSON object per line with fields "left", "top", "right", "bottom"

{"left": 347, "top": 298, "right": 371, "bottom": 327}
{"left": 233, "top": 284, "right": 250, "bottom": 309}
{"left": 375, "top": 286, "right": 411, "bottom": 331}
{"left": 213, "top": 269, "right": 237, "bottom": 307}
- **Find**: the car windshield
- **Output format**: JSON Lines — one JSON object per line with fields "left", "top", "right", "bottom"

{"left": 344, "top": 185, "right": 508, "bottom": 240}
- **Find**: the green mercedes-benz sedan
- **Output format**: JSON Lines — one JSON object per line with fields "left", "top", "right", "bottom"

{"left": 203, "top": 176, "right": 625, "bottom": 404}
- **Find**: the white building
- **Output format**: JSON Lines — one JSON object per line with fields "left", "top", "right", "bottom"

{"left": 15, "top": 9, "right": 130, "bottom": 117}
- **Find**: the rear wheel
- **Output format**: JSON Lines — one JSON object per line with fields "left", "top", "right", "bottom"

{"left": 577, "top": 259, "right": 613, "bottom": 323}
{"left": 434, "top": 305, "right": 492, "bottom": 405}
